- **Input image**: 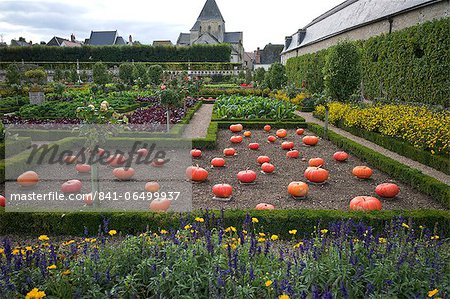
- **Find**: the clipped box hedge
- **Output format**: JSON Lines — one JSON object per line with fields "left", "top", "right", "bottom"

{"left": 308, "top": 124, "right": 450, "bottom": 209}
{"left": 0, "top": 209, "right": 448, "bottom": 238}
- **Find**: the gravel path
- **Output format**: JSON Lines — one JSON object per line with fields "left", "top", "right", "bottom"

{"left": 296, "top": 111, "right": 450, "bottom": 186}
{"left": 182, "top": 104, "right": 214, "bottom": 138}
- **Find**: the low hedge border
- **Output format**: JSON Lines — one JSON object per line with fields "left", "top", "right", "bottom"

{"left": 312, "top": 113, "right": 450, "bottom": 175}
{"left": 0, "top": 209, "right": 448, "bottom": 238}
{"left": 308, "top": 124, "right": 450, "bottom": 209}
{"left": 192, "top": 121, "right": 219, "bottom": 149}
{"left": 0, "top": 137, "right": 32, "bottom": 158}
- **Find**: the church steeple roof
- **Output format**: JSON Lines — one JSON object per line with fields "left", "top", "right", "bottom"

{"left": 197, "top": 0, "right": 224, "bottom": 22}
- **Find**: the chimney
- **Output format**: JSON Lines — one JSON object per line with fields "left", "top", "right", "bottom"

{"left": 71, "top": 33, "right": 75, "bottom": 42}
{"left": 285, "top": 36, "right": 292, "bottom": 49}
{"left": 297, "top": 29, "right": 306, "bottom": 45}
{"left": 255, "top": 47, "right": 261, "bottom": 64}
{"left": 129, "top": 35, "right": 133, "bottom": 44}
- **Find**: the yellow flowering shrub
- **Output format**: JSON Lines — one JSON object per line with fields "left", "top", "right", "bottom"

{"left": 315, "top": 102, "right": 450, "bottom": 155}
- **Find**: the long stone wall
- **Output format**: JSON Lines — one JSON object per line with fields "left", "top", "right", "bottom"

{"left": 281, "top": 0, "right": 449, "bottom": 63}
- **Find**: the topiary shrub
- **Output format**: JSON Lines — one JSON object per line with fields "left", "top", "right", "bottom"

{"left": 92, "top": 62, "right": 110, "bottom": 85}
{"left": 266, "top": 62, "right": 287, "bottom": 90}
{"left": 323, "top": 41, "right": 361, "bottom": 101}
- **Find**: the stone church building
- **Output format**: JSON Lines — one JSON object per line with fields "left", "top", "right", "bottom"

{"left": 281, "top": 0, "right": 449, "bottom": 63}
{"left": 177, "top": 0, "right": 244, "bottom": 64}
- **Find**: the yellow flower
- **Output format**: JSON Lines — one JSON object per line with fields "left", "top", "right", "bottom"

{"left": 25, "top": 246, "right": 33, "bottom": 251}
{"left": 184, "top": 224, "right": 192, "bottom": 230}
{"left": 0, "top": 248, "right": 4, "bottom": 254}
{"left": 47, "top": 264, "right": 57, "bottom": 270}
{"left": 63, "top": 240, "right": 75, "bottom": 246}
{"left": 224, "top": 226, "right": 237, "bottom": 233}
{"left": 431, "top": 235, "right": 439, "bottom": 240}
{"left": 419, "top": 225, "right": 425, "bottom": 229}
{"left": 195, "top": 217, "right": 204, "bottom": 223}
{"left": 258, "top": 238, "right": 266, "bottom": 243}
{"left": 265, "top": 280, "right": 273, "bottom": 287}
{"left": 25, "top": 288, "right": 46, "bottom": 299}
{"left": 242, "top": 230, "right": 248, "bottom": 235}
{"left": 289, "top": 230, "right": 297, "bottom": 235}
{"left": 428, "top": 289, "right": 439, "bottom": 297}
{"left": 62, "top": 270, "right": 71, "bottom": 275}
{"left": 160, "top": 229, "right": 169, "bottom": 234}
{"left": 293, "top": 242, "right": 304, "bottom": 249}
{"left": 402, "top": 223, "right": 410, "bottom": 229}
{"left": 271, "top": 235, "right": 279, "bottom": 241}
{"left": 320, "top": 229, "right": 328, "bottom": 235}
{"left": 252, "top": 217, "right": 259, "bottom": 223}
{"left": 108, "top": 230, "right": 117, "bottom": 236}
{"left": 38, "top": 235, "right": 49, "bottom": 241}
{"left": 258, "top": 232, "right": 266, "bottom": 237}
{"left": 12, "top": 249, "right": 19, "bottom": 255}
{"left": 90, "top": 238, "right": 97, "bottom": 243}
{"left": 279, "top": 295, "right": 290, "bottom": 299}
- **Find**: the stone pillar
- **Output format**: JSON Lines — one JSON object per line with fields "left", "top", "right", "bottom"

{"left": 29, "top": 92, "right": 45, "bottom": 105}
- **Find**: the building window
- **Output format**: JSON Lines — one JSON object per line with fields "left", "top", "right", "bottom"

{"left": 218, "top": 25, "right": 221, "bottom": 31}
{"left": 208, "top": 25, "right": 211, "bottom": 32}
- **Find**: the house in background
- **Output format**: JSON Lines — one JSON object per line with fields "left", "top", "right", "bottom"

{"left": 84, "top": 30, "right": 128, "bottom": 46}
{"left": 47, "top": 34, "right": 82, "bottom": 47}
{"left": 243, "top": 52, "right": 255, "bottom": 70}
{"left": 281, "top": 0, "right": 449, "bottom": 63}
{"left": 253, "top": 43, "right": 284, "bottom": 70}
{"left": 10, "top": 37, "right": 32, "bottom": 47}
{"left": 152, "top": 40, "right": 173, "bottom": 46}
{"left": 176, "top": 0, "right": 245, "bottom": 64}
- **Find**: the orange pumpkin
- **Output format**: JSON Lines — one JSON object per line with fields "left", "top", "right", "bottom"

{"left": 261, "top": 163, "right": 275, "bottom": 174}
{"left": 333, "top": 151, "right": 349, "bottom": 162}
{"left": 281, "top": 141, "right": 294, "bottom": 150}
{"left": 212, "top": 184, "right": 233, "bottom": 198}
{"left": 248, "top": 143, "right": 260, "bottom": 150}
{"left": 107, "top": 154, "right": 127, "bottom": 167}
{"left": 17, "top": 171, "right": 39, "bottom": 187}
{"left": 211, "top": 158, "right": 226, "bottom": 167}
{"left": 223, "top": 148, "right": 236, "bottom": 156}
{"left": 75, "top": 164, "right": 91, "bottom": 173}
{"left": 276, "top": 129, "right": 287, "bottom": 138}
{"left": 349, "top": 196, "right": 382, "bottom": 211}
{"left": 264, "top": 125, "right": 271, "bottom": 132}
{"left": 257, "top": 156, "right": 270, "bottom": 164}
{"left": 296, "top": 128, "right": 305, "bottom": 135}
{"left": 149, "top": 198, "right": 171, "bottom": 212}
{"left": 255, "top": 203, "right": 275, "bottom": 210}
{"left": 229, "top": 124, "right": 243, "bottom": 133}
{"left": 243, "top": 131, "right": 252, "bottom": 137}
{"left": 64, "top": 155, "right": 78, "bottom": 164}
{"left": 145, "top": 182, "right": 160, "bottom": 192}
{"left": 0, "top": 195, "right": 5, "bottom": 207}
{"left": 267, "top": 135, "right": 277, "bottom": 143}
{"left": 308, "top": 158, "right": 325, "bottom": 167}
{"left": 230, "top": 136, "right": 243, "bottom": 144}
{"left": 352, "top": 166, "right": 373, "bottom": 179}
{"left": 186, "top": 166, "right": 209, "bottom": 182}
{"left": 190, "top": 149, "right": 202, "bottom": 158}
{"left": 302, "top": 136, "right": 319, "bottom": 146}
{"left": 375, "top": 183, "right": 400, "bottom": 198}
{"left": 83, "top": 193, "right": 93, "bottom": 206}
{"left": 304, "top": 167, "right": 329, "bottom": 183}
{"left": 288, "top": 181, "right": 309, "bottom": 198}
{"left": 286, "top": 150, "right": 300, "bottom": 159}
{"left": 113, "top": 167, "right": 135, "bottom": 181}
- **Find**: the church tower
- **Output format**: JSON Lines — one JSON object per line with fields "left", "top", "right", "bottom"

{"left": 190, "top": 0, "right": 225, "bottom": 44}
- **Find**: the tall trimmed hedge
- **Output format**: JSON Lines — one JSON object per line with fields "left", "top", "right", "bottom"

{"left": 0, "top": 44, "right": 232, "bottom": 63}
{"left": 285, "top": 49, "right": 327, "bottom": 93}
{"left": 286, "top": 18, "right": 450, "bottom": 106}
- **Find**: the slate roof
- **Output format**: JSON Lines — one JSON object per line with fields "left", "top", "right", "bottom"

{"left": 177, "top": 33, "right": 191, "bottom": 45}
{"left": 191, "top": 0, "right": 225, "bottom": 30}
{"left": 224, "top": 32, "right": 242, "bottom": 44}
{"left": 260, "top": 44, "right": 284, "bottom": 64}
{"left": 282, "top": 0, "right": 440, "bottom": 54}
{"left": 87, "top": 30, "right": 126, "bottom": 46}
{"left": 47, "top": 36, "right": 68, "bottom": 46}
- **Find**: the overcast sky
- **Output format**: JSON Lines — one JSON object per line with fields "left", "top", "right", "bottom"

{"left": 0, "top": 0, "right": 343, "bottom": 50}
